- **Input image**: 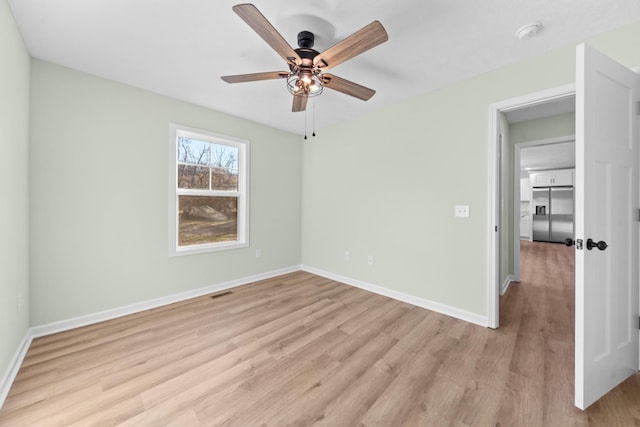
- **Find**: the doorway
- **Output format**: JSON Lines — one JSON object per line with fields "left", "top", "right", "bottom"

{"left": 488, "top": 45, "right": 640, "bottom": 411}
{"left": 487, "top": 84, "right": 576, "bottom": 328}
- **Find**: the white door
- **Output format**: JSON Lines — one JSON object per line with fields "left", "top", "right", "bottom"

{"left": 575, "top": 43, "right": 640, "bottom": 410}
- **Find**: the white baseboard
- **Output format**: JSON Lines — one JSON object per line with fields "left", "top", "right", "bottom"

{"left": 0, "top": 330, "right": 33, "bottom": 411}
{"left": 0, "top": 265, "right": 300, "bottom": 410}
{"left": 2, "top": 263, "right": 491, "bottom": 410}
{"left": 301, "top": 265, "right": 488, "bottom": 327}
{"left": 500, "top": 274, "right": 516, "bottom": 296}
{"left": 30, "top": 265, "right": 300, "bottom": 338}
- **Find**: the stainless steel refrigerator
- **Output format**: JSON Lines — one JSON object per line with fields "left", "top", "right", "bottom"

{"left": 532, "top": 187, "right": 574, "bottom": 243}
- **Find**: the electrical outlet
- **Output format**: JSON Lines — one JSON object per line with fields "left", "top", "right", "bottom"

{"left": 367, "top": 255, "right": 374, "bottom": 265}
{"left": 454, "top": 205, "right": 470, "bottom": 218}
{"left": 256, "top": 249, "right": 262, "bottom": 259}
{"left": 344, "top": 251, "right": 350, "bottom": 262}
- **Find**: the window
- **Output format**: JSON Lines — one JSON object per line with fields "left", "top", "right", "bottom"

{"left": 169, "top": 124, "right": 249, "bottom": 256}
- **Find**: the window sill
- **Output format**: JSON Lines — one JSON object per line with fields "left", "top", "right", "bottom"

{"left": 169, "top": 241, "right": 248, "bottom": 257}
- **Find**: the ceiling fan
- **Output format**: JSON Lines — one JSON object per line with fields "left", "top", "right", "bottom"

{"left": 221, "top": 3, "right": 389, "bottom": 112}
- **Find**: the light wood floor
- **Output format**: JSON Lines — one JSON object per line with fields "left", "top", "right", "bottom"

{"left": 1, "top": 242, "right": 639, "bottom": 426}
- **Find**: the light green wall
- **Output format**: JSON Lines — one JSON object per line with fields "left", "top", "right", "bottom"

{"left": 29, "top": 60, "right": 302, "bottom": 325}
{"left": 510, "top": 112, "right": 576, "bottom": 145}
{"left": 0, "top": 0, "right": 30, "bottom": 381}
{"left": 301, "top": 21, "right": 640, "bottom": 317}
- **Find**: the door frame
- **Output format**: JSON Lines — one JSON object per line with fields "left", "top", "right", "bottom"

{"left": 486, "top": 83, "right": 576, "bottom": 328}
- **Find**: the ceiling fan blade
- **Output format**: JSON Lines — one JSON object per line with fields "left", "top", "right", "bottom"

{"left": 313, "top": 21, "right": 388, "bottom": 70}
{"left": 292, "top": 94, "right": 308, "bottom": 112}
{"left": 221, "top": 71, "right": 289, "bottom": 83}
{"left": 232, "top": 4, "right": 301, "bottom": 66}
{"left": 321, "top": 74, "right": 376, "bottom": 101}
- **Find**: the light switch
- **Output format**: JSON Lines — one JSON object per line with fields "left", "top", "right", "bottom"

{"left": 455, "top": 205, "right": 470, "bottom": 218}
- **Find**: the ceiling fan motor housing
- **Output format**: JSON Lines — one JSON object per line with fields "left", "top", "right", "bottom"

{"left": 297, "top": 31, "right": 315, "bottom": 49}
{"left": 292, "top": 32, "right": 319, "bottom": 72}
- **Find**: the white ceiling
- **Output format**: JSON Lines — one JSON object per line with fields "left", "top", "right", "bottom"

{"left": 8, "top": 1, "right": 640, "bottom": 134}
{"left": 504, "top": 95, "right": 575, "bottom": 124}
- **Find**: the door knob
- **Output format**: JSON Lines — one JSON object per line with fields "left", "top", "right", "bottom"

{"left": 586, "top": 238, "right": 608, "bottom": 251}
{"left": 564, "top": 238, "right": 584, "bottom": 250}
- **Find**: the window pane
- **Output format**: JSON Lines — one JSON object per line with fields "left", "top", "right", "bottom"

{"left": 177, "top": 165, "right": 209, "bottom": 189}
{"left": 177, "top": 137, "right": 210, "bottom": 165}
{"left": 211, "top": 166, "right": 238, "bottom": 191}
{"left": 210, "top": 144, "right": 238, "bottom": 170}
{"left": 178, "top": 195, "right": 238, "bottom": 246}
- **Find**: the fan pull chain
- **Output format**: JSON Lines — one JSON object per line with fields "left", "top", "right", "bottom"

{"left": 312, "top": 98, "right": 316, "bottom": 137}
{"left": 304, "top": 107, "right": 308, "bottom": 140}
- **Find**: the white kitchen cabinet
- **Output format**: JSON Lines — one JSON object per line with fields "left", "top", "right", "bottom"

{"left": 519, "top": 178, "right": 531, "bottom": 239}
{"left": 520, "top": 217, "right": 530, "bottom": 239}
{"left": 520, "top": 178, "right": 530, "bottom": 201}
{"left": 530, "top": 169, "right": 574, "bottom": 187}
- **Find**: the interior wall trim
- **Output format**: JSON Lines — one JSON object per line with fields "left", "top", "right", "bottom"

{"left": 30, "top": 265, "right": 301, "bottom": 339}
{"left": 501, "top": 274, "right": 515, "bottom": 296}
{"left": 301, "top": 265, "right": 488, "bottom": 327}
{"left": 1, "top": 263, "right": 487, "bottom": 410}
{"left": 0, "top": 331, "right": 33, "bottom": 411}
{"left": 0, "top": 264, "right": 300, "bottom": 410}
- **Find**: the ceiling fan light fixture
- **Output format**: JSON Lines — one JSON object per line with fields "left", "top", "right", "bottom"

{"left": 287, "top": 73, "right": 323, "bottom": 97}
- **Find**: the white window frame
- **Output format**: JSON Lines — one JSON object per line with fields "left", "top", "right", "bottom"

{"left": 169, "top": 123, "right": 249, "bottom": 256}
